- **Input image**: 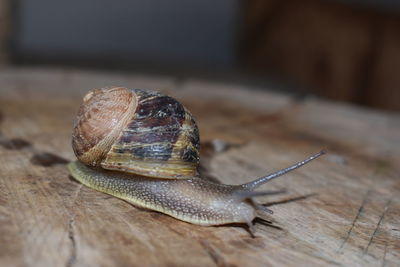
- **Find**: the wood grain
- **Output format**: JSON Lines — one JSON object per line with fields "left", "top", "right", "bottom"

{"left": 0, "top": 67, "right": 399, "bottom": 266}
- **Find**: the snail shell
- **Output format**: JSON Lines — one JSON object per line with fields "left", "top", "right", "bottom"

{"left": 72, "top": 87, "right": 200, "bottom": 179}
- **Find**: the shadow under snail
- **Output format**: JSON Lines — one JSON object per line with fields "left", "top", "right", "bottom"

{"left": 68, "top": 87, "right": 325, "bottom": 234}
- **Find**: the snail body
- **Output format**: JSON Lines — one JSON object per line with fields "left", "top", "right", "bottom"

{"left": 69, "top": 87, "right": 324, "bottom": 232}
{"left": 69, "top": 161, "right": 255, "bottom": 226}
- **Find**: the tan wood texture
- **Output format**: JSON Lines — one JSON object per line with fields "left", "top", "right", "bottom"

{"left": 0, "top": 68, "right": 399, "bottom": 266}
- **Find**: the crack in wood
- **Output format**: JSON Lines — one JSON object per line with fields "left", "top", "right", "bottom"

{"left": 31, "top": 152, "right": 69, "bottom": 167}
{"left": 66, "top": 217, "right": 77, "bottom": 267}
{"left": 0, "top": 137, "right": 32, "bottom": 150}
{"left": 381, "top": 242, "right": 388, "bottom": 267}
{"left": 0, "top": 132, "right": 70, "bottom": 167}
{"left": 199, "top": 240, "right": 227, "bottom": 267}
{"left": 70, "top": 184, "right": 83, "bottom": 206}
{"left": 65, "top": 184, "right": 82, "bottom": 267}
{"left": 363, "top": 197, "right": 392, "bottom": 255}
{"left": 339, "top": 190, "right": 370, "bottom": 251}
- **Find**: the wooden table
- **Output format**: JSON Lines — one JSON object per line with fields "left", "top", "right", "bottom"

{"left": 0, "top": 67, "right": 399, "bottom": 266}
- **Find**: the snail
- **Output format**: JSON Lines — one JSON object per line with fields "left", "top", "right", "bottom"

{"left": 68, "top": 87, "right": 325, "bottom": 234}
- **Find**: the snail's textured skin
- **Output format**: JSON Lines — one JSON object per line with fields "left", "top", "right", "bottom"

{"left": 69, "top": 161, "right": 255, "bottom": 226}
{"left": 72, "top": 87, "right": 200, "bottom": 179}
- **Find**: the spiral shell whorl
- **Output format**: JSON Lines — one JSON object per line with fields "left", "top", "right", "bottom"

{"left": 72, "top": 87, "right": 200, "bottom": 179}
{"left": 72, "top": 87, "right": 136, "bottom": 166}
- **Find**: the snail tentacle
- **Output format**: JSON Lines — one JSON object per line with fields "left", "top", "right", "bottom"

{"left": 254, "top": 203, "right": 274, "bottom": 214}
{"left": 241, "top": 150, "right": 326, "bottom": 190}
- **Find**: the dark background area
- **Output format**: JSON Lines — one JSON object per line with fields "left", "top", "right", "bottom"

{"left": 1, "top": 0, "right": 400, "bottom": 111}
{"left": 14, "top": 0, "right": 240, "bottom": 71}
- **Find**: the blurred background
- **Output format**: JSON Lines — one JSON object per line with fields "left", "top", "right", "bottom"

{"left": 1, "top": 0, "right": 400, "bottom": 111}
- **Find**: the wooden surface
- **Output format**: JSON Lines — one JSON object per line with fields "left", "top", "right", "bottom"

{"left": 0, "top": 67, "right": 399, "bottom": 266}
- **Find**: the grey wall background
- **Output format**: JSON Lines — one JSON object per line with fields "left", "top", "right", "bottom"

{"left": 14, "top": 0, "right": 400, "bottom": 72}
{"left": 15, "top": 0, "right": 240, "bottom": 70}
